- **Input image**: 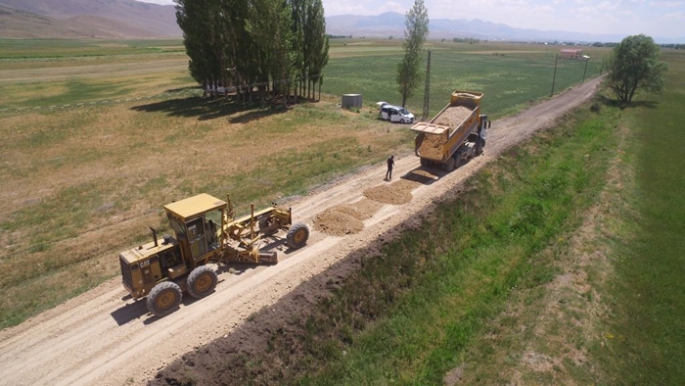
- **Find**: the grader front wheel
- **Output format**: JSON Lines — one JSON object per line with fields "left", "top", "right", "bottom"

{"left": 286, "top": 223, "right": 309, "bottom": 249}
{"left": 147, "top": 281, "right": 182, "bottom": 317}
{"left": 187, "top": 265, "right": 218, "bottom": 299}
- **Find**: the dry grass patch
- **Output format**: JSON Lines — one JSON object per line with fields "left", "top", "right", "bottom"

{"left": 0, "top": 95, "right": 412, "bottom": 328}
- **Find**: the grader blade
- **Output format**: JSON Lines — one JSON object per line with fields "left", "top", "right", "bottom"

{"left": 249, "top": 245, "right": 278, "bottom": 264}
{"left": 258, "top": 251, "right": 278, "bottom": 264}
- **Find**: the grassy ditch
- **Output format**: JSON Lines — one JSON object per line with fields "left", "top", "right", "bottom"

{"left": 594, "top": 50, "right": 685, "bottom": 385}
{"left": 154, "top": 98, "right": 617, "bottom": 385}
{"left": 294, "top": 103, "right": 615, "bottom": 385}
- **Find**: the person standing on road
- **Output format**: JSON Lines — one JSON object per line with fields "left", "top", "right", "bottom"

{"left": 385, "top": 155, "right": 395, "bottom": 181}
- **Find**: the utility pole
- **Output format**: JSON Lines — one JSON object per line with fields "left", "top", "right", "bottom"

{"left": 550, "top": 54, "right": 559, "bottom": 97}
{"left": 582, "top": 57, "right": 590, "bottom": 82}
{"left": 422, "top": 50, "right": 431, "bottom": 121}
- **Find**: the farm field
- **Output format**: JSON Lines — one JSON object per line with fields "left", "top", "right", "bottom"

{"left": 0, "top": 39, "right": 605, "bottom": 115}
{"left": 325, "top": 40, "right": 606, "bottom": 118}
{"left": 0, "top": 39, "right": 609, "bottom": 330}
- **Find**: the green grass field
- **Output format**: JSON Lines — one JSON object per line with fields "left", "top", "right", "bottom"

{"left": 0, "top": 40, "right": 605, "bottom": 115}
{"left": 0, "top": 38, "right": 185, "bottom": 59}
{"left": 323, "top": 41, "right": 603, "bottom": 118}
{"left": 594, "top": 49, "right": 685, "bottom": 385}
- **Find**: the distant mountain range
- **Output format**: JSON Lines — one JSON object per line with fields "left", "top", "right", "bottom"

{"left": 326, "top": 12, "right": 684, "bottom": 44}
{"left": 0, "top": 0, "right": 180, "bottom": 39}
{"left": 0, "top": 3, "right": 681, "bottom": 44}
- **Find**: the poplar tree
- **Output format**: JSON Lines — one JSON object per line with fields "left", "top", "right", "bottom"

{"left": 307, "top": 0, "right": 329, "bottom": 100}
{"left": 175, "top": 0, "right": 222, "bottom": 94}
{"left": 397, "top": 0, "right": 429, "bottom": 107}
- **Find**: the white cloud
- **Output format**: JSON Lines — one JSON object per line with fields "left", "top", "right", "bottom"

{"left": 660, "top": 10, "right": 685, "bottom": 19}
{"left": 323, "top": 2, "right": 372, "bottom": 15}
{"left": 379, "top": 1, "right": 407, "bottom": 13}
{"left": 149, "top": 0, "right": 685, "bottom": 38}
{"left": 135, "top": 0, "right": 175, "bottom": 5}
{"left": 649, "top": 0, "right": 685, "bottom": 8}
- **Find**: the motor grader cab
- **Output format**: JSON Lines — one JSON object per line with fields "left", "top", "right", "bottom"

{"left": 118, "top": 193, "right": 309, "bottom": 317}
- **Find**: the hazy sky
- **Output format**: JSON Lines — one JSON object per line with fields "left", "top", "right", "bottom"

{"left": 137, "top": 0, "right": 685, "bottom": 38}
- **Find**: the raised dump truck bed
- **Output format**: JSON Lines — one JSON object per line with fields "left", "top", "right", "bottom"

{"left": 412, "top": 90, "right": 489, "bottom": 171}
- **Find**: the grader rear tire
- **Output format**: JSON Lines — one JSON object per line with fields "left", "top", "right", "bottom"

{"left": 187, "top": 265, "right": 218, "bottom": 299}
{"left": 147, "top": 281, "right": 182, "bottom": 317}
{"left": 287, "top": 223, "right": 309, "bottom": 249}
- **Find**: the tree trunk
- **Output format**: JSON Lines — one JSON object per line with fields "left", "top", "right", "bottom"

{"left": 284, "top": 79, "right": 289, "bottom": 108}
{"left": 628, "top": 78, "right": 639, "bottom": 103}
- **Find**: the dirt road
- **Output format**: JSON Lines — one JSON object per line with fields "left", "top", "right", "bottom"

{"left": 0, "top": 78, "right": 602, "bottom": 386}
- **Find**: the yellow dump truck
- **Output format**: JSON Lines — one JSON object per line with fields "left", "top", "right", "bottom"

{"left": 412, "top": 90, "right": 491, "bottom": 171}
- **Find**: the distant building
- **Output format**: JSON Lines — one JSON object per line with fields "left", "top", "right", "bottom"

{"left": 560, "top": 49, "right": 583, "bottom": 59}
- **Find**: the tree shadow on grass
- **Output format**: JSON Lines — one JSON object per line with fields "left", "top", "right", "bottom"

{"left": 596, "top": 94, "right": 659, "bottom": 110}
{"left": 131, "top": 96, "right": 289, "bottom": 123}
{"left": 165, "top": 86, "right": 202, "bottom": 93}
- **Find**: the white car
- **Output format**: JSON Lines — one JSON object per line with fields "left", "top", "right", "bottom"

{"left": 377, "top": 102, "right": 415, "bottom": 124}
{"left": 205, "top": 85, "right": 237, "bottom": 96}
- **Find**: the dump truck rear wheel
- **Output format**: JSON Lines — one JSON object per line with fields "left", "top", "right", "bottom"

{"left": 445, "top": 157, "right": 456, "bottom": 172}
{"left": 187, "top": 265, "right": 218, "bottom": 299}
{"left": 287, "top": 223, "right": 309, "bottom": 249}
{"left": 147, "top": 281, "right": 182, "bottom": 317}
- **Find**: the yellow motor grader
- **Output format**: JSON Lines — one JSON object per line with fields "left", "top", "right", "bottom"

{"left": 118, "top": 193, "right": 309, "bottom": 316}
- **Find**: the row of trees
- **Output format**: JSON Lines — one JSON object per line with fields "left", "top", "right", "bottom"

{"left": 175, "top": 0, "right": 329, "bottom": 103}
